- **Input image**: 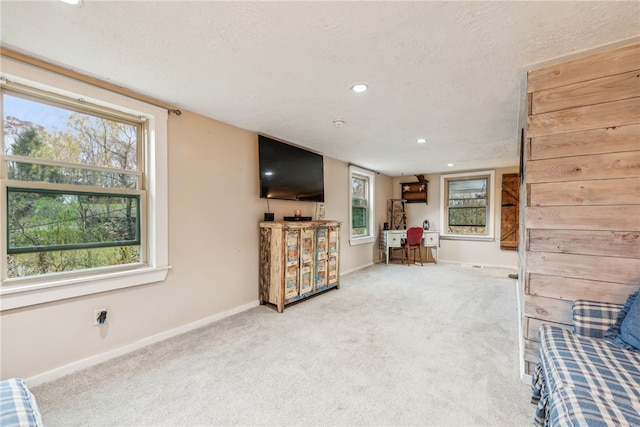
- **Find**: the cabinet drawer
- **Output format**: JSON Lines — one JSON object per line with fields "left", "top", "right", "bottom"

{"left": 387, "top": 231, "right": 406, "bottom": 248}
{"left": 388, "top": 236, "right": 402, "bottom": 247}
{"left": 423, "top": 232, "right": 439, "bottom": 247}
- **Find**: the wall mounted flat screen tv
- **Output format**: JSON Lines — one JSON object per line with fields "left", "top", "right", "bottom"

{"left": 259, "top": 135, "right": 324, "bottom": 202}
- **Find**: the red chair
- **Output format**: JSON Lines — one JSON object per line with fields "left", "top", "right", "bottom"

{"left": 402, "top": 227, "right": 424, "bottom": 266}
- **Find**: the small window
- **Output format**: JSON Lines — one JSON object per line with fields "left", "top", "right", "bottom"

{"left": 349, "top": 166, "right": 375, "bottom": 245}
{"left": 351, "top": 175, "right": 368, "bottom": 235}
{"left": 440, "top": 171, "right": 494, "bottom": 240}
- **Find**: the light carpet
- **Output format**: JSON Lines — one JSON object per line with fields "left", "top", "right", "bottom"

{"left": 32, "top": 263, "right": 534, "bottom": 426}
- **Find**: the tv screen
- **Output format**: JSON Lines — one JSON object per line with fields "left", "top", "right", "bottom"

{"left": 259, "top": 135, "right": 325, "bottom": 202}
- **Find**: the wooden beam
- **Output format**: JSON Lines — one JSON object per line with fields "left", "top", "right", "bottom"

{"left": 527, "top": 97, "right": 640, "bottom": 138}
{"left": 527, "top": 42, "right": 640, "bottom": 93}
{"left": 528, "top": 273, "right": 640, "bottom": 303}
{"left": 528, "top": 229, "right": 640, "bottom": 258}
{"left": 526, "top": 151, "right": 640, "bottom": 184}
{"left": 529, "top": 124, "right": 640, "bottom": 161}
{"left": 524, "top": 339, "right": 541, "bottom": 364}
{"left": 526, "top": 251, "right": 640, "bottom": 284}
{"left": 529, "top": 178, "right": 640, "bottom": 206}
{"left": 532, "top": 69, "right": 640, "bottom": 115}
{"left": 526, "top": 317, "right": 571, "bottom": 342}
{"left": 526, "top": 205, "right": 640, "bottom": 231}
{"left": 524, "top": 294, "right": 573, "bottom": 324}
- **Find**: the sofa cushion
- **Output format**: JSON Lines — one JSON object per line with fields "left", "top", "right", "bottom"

{"left": 548, "top": 387, "right": 640, "bottom": 427}
{"left": 604, "top": 289, "right": 640, "bottom": 352}
{"left": 572, "top": 300, "right": 622, "bottom": 338}
{"left": 619, "top": 292, "right": 640, "bottom": 351}
{"left": 539, "top": 325, "right": 640, "bottom": 402}
{"left": 534, "top": 325, "right": 640, "bottom": 426}
{"left": 0, "top": 378, "right": 44, "bottom": 427}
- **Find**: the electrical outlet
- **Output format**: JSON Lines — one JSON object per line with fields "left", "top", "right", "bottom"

{"left": 94, "top": 308, "right": 107, "bottom": 326}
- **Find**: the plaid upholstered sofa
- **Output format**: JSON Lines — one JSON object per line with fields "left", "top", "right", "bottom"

{"left": 0, "top": 378, "right": 44, "bottom": 427}
{"left": 531, "top": 299, "right": 640, "bottom": 426}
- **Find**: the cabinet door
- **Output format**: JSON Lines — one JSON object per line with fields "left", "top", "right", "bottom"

{"left": 316, "top": 227, "right": 328, "bottom": 260}
{"left": 328, "top": 227, "right": 339, "bottom": 255}
{"left": 327, "top": 226, "right": 339, "bottom": 286}
{"left": 300, "top": 229, "right": 314, "bottom": 265}
{"left": 316, "top": 259, "right": 327, "bottom": 289}
{"left": 285, "top": 230, "right": 300, "bottom": 266}
{"left": 300, "top": 264, "right": 313, "bottom": 295}
{"left": 284, "top": 230, "right": 300, "bottom": 299}
{"left": 328, "top": 256, "right": 338, "bottom": 286}
{"left": 299, "top": 229, "right": 315, "bottom": 295}
{"left": 284, "top": 265, "right": 299, "bottom": 300}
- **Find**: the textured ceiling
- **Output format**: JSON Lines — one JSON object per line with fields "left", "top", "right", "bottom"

{"left": 1, "top": 1, "right": 639, "bottom": 176}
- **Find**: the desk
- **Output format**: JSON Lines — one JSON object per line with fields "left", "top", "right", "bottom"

{"left": 380, "top": 230, "right": 439, "bottom": 265}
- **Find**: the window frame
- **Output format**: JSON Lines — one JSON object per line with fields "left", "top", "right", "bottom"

{"left": 439, "top": 170, "right": 495, "bottom": 241}
{"left": 0, "top": 57, "right": 169, "bottom": 311}
{"left": 349, "top": 165, "right": 375, "bottom": 245}
{"left": 6, "top": 186, "right": 142, "bottom": 255}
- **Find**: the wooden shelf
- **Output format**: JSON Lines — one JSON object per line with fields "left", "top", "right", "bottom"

{"left": 401, "top": 181, "right": 428, "bottom": 204}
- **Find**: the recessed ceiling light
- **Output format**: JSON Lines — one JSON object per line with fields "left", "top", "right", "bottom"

{"left": 351, "top": 84, "right": 368, "bottom": 93}
{"left": 417, "top": 138, "right": 427, "bottom": 144}
{"left": 60, "top": 0, "right": 82, "bottom": 5}
{"left": 333, "top": 119, "right": 345, "bottom": 127}
{"left": 447, "top": 163, "right": 454, "bottom": 167}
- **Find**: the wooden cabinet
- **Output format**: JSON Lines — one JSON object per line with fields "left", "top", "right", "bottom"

{"left": 401, "top": 181, "right": 428, "bottom": 203}
{"left": 259, "top": 220, "right": 340, "bottom": 312}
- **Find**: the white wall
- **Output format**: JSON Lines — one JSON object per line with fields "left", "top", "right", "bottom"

{"left": 0, "top": 110, "right": 393, "bottom": 381}
{"left": 392, "top": 167, "right": 519, "bottom": 269}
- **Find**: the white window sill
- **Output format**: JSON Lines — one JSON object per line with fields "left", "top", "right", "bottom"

{"left": 440, "top": 235, "right": 494, "bottom": 242}
{"left": 349, "top": 236, "right": 375, "bottom": 246}
{"left": 0, "top": 266, "right": 171, "bottom": 311}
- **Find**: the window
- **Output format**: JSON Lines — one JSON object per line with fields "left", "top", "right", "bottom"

{"left": 440, "top": 171, "right": 494, "bottom": 240}
{"left": 349, "top": 166, "right": 375, "bottom": 245}
{"left": 1, "top": 58, "right": 168, "bottom": 310}
{"left": 3, "top": 90, "right": 144, "bottom": 277}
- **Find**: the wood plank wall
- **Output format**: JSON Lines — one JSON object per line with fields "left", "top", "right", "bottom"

{"left": 522, "top": 43, "right": 640, "bottom": 375}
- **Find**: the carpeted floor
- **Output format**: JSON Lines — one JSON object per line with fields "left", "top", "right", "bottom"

{"left": 33, "top": 263, "right": 534, "bottom": 426}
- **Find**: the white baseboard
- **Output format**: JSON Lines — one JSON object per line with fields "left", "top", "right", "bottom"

{"left": 436, "top": 259, "right": 518, "bottom": 270}
{"left": 515, "top": 279, "right": 526, "bottom": 382}
{"left": 26, "top": 300, "right": 260, "bottom": 387}
{"left": 340, "top": 262, "right": 374, "bottom": 276}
